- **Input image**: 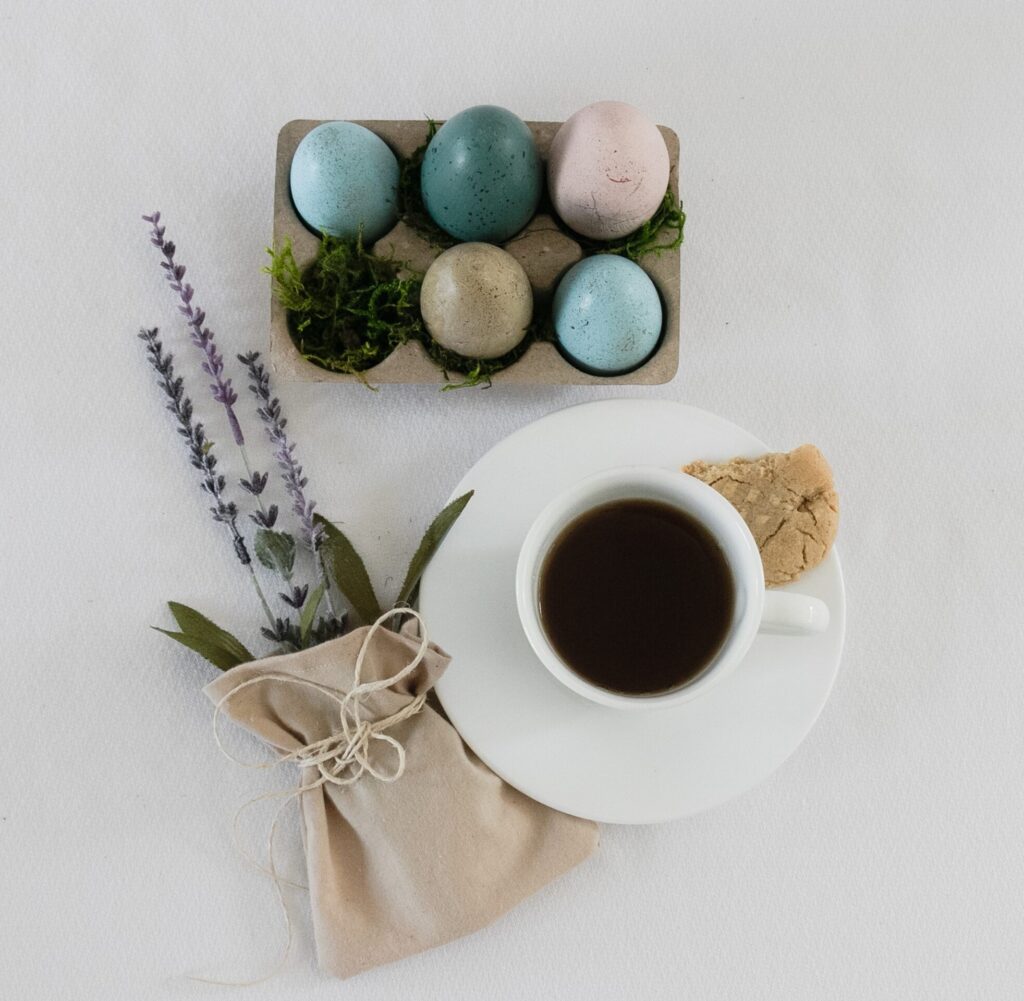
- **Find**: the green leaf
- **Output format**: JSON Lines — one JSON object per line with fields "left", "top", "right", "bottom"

{"left": 165, "top": 601, "right": 254, "bottom": 666}
{"left": 299, "top": 581, "right": 326, "bottom": 646}
{"left": 397, "top": 491, "right": 473, "bottom": 605}
{"left": 153, "top": 627, "right": 247, "bottom": 671}
{"left": 314, "top": 515, "right": 383, "bottom": 625}
{"left": 254, "top": 529, "right": 296, "bottom": 579}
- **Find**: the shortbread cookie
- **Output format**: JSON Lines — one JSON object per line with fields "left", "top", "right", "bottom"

{"left": 683, "top": 445, "right": 839, "bottom": 586}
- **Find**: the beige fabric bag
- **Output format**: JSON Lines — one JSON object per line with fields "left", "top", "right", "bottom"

{"left": 204, "top": 620, "right": 598, "bottom": 979}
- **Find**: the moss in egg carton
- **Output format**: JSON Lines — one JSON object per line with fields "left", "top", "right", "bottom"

{"left": 269, "top": 118, "right": 683, "bottom": 386}
{"left": 266, "top": 235, "right": 422, "bottom": 381}
{"left": 395, "top": 119, "right": 458, "bottom": 253}
{"left": 266, "top": 234, "right": 554, "bottom": 390}
{"left": 396, "top": 119, "right": 685, "bottom": 262}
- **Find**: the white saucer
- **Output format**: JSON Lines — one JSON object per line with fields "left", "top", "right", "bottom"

{"left": 419, "top": 400, "right": 845, "bottom": 824}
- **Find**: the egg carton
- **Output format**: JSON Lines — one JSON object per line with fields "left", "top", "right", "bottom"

{"left": 271, "top": 119, "right": 681, "bottom": 385}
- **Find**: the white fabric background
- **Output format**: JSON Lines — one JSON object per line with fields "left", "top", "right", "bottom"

{"left": 1, "top": 2, "right": 1022, "bottom": 998}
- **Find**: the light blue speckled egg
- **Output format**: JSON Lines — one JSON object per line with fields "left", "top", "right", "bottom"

{"left": 420, "top": 105, "right": 542, "bottom": 242}
{"left": 552, "top": 256, "right": 663, "bottom": 374}
{"left": 289, "top": 122, "right": 399, "bottom": 241}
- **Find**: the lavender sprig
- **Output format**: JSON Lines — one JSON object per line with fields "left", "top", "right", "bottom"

{"left": 240, "top": 351, "right": 340, "bottom": 620}
{"left": 143, "top": 213, "right": 278, "bottom": 534}
{"left": 240, "top": 351, "right": 322, "bottom": 549}
{"left": 262, "top": 617, "right": 301, "bottom": 649}
{"left": 143, "top": 213, "right": 245, "bottom": 447}
{"left": 280, "top": 584, "right": 309, "bottom": 610}
{"left": 138, "top": 327, "right": 277, "bottom": 630}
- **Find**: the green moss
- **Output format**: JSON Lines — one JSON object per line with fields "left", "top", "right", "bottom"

{"left": 265, "top": 235, "right": 424, "bottom": 378}
{"left": 419, "top": 299, "right": 556, "bottom": 390}
{"left": 549, "top": 188, "right": 686, "bottom": 261}
{"left": 267, "top": 234, "right": 538, "bottom": 390}
{"left": 425, "top": 335, "right": 532, "bottom": 391}
{"left": 397, "top": 119, "right": 458, "bottom": 250}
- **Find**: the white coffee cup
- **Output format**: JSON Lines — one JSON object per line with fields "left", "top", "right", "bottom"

{"left": 515, "top": 466, "right": 829, "bottom": 710}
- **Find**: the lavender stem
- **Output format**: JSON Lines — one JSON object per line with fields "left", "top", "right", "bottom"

{"left": 143, "top": 212, "right": 274, "bottom": 527}
{"left": 138, "top": 328, "right": 278, "bottom": 631}
{"left": 144, "top": 213, "right": 244, "bottom": 444}
{"left": 240, "top": 351, "right": 341, "bottom": 622}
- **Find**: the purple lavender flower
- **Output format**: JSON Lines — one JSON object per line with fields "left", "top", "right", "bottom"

{"left": 280, "top": 584, "right": 310, "bottom": 610}
{"left": 138, "top": 328, "right": 251, "bottom": 564}
{"left": 139, "top": 327, "right": 278, "bottom": 628}
{"left": 240, "top": 350, "right": 341, "bottom": 624}
{"left": 239, "top": 351, "right": 323, "bottom": 552}
{"left": 143, "top": 212, "right": 244, "bottom": 447}
{"left": 262, "top": 617, "right": 301, "bottom": 648}
{"left": 242, "top": 472, "right": 278, "bottom": 529}
{"left": 144, "top": 211, "right": 278, "bottom": 532}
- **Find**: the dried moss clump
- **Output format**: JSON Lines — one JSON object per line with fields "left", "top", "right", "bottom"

{"left": 266, "top": 235, "right": 424, "bottom": 376}
{"left": 267, "top": 235, "right": 528, "bottom": 389}
{"left": 591, "top": 190, "right": 687, "bottom": 261}
{"left": 396, "top": 119, "right": 458, "bottom": 251}
{"left": 424, "top": 335, "right": 532, "bottom": 392}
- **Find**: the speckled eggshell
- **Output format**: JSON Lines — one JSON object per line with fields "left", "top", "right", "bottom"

{"left": 552, "top": 255, "right": 663, "bottom": 374}
{"left": 420, "top": 243, "right": 533, "bottom": 360}
{"left": 548, "top": 101, "right": 670, "bottom": 241}
{"left": 420, "top": 106, "right": 542, "bottom": 243}
{"left": 290, "top": 121, "right": 399, "bottom": 242}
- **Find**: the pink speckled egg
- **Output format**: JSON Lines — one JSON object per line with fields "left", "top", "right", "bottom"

{"left": 548, "top": 101, "right": 670, "bottom": 241}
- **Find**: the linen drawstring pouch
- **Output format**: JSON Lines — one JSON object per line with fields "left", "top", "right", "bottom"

{"left": 204, "top": 612, "right": 599, "bottom": 978}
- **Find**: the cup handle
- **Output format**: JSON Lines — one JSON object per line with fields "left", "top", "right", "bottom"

{"left": 760, "top": 591, "right": 830, "bottom": 634}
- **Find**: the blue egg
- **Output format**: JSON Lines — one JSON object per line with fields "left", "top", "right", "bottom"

{"left": 553, "top": 256, "right": 663, "bottom": 374}
{"left": 421, "top": 105, "right": 542, "bottom": 242}
{"left": 290, "top": 122, "right": 399, "bottom": 241}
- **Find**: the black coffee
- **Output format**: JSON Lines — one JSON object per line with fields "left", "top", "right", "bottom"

{"left": 538, "top": 498, "right": 734, "bottom": 695}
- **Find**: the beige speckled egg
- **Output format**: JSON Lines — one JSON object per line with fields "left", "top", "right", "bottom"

{"left": 420, "top": 243, "right": 533, "bottom": 359}
{"left": 548, "top": 101, "right": 670, "bottom": 241}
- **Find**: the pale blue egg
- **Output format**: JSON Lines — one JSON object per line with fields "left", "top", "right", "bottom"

{"left": 420, "top": 105, "right": 542, "bottom": 242}
{"left": 553, "top": 256, "right": 663, "bottom": 374}
{"left": 289, "top": 122, "right": 399, "bottom": 241}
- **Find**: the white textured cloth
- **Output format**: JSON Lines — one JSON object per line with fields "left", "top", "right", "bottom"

{"left": 1, "top": 2, "right": 1022, "bottom": 999}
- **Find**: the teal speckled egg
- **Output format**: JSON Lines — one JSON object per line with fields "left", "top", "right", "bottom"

{"left": 553, "top": 256, "right": 663, "bottom": 374}
{"left": 290, "top": 122, "right": 399, "bottom": 241}
{"left": 420, "top": 106, "right": 542, "bottom": 242}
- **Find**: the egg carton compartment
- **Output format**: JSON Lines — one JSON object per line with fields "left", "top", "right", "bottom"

{"left": 270, "top": 119, "right": 681, "bottom": 385}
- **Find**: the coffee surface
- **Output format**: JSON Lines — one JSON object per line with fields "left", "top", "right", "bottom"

{"left": 538, "top": 498, "right": 734, "bottom": 695}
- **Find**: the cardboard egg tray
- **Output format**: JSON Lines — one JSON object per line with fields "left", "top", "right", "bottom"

{"left": 271, "top": 119, "right": 681, "bottom": 385}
